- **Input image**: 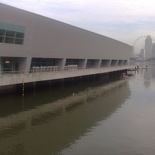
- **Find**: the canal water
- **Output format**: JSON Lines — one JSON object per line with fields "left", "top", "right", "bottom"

{"left": 0, "top": 66, "right": 155, "bottom": 155}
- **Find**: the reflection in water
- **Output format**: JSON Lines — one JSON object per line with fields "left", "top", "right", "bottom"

{"left": 137, "top": 63, "right": 155, "bottom": 88}
{"left": 144, "top": 69, "right": 151, "bottom": 88}
{"left": 0, "top": 122, "right": 26, "bottom": 139}
{"left": 151, "top": 65, "right": 155, "bottom": 78}
{"left": 0, "top": 79, "right": 130, "bottom": 155}
{"left": 143, "top": 63, "right": 155, "bottom": 88}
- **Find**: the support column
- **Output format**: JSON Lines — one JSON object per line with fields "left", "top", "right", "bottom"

{"left": 25, "top": 57, "right": 32, "bottom": 73}
{"left": 109, "top": 60, "right": 112, "bottom": 67}
{"left": 58, "top": 58, "right": 66, "bottom": 70}
{"left": 18, "top": 57, "right": 32, "bottom": 73}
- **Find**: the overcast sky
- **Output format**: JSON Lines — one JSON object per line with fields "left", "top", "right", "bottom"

{"left": 1, "top": 0, "right": 155, "bottom": 53}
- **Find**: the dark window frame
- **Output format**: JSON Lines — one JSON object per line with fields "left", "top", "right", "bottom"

{"left": 0, "top": 28, "right": 25, "bottom": 45}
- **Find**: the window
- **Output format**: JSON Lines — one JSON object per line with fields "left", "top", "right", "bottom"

{"left": 0, "top": 29, "right": 25, "bottom": 45}
{"left": 16, "top": 32, "right": 24, "bottom": 38}
{"left": 0, "top": 29, "right": 5, "bottom": 36}
{"left": 65, "top": 59, "right": 79, "bottom": 66}
{"left": 0, "top": 29, "right": 5, "bottom": 43}
{"left": 0, "top": 36, "right": 4, "bottom": 42}
{"left": 15, "top": 38, "right": 23, "bottom": 44}
{"left": 31, "top": 58, "right": 58, "bottom": 67}
{"left": 6, "top": 30, "right": 15, "bottom": 37}
{"left": 0, "top": 22, "right": 25, "bottom": 45}
{"left": 86, "top": 59, "right": 95, "bottom": 68}
{"left": 5, "top": 37, "right": 14, "bottom": 44}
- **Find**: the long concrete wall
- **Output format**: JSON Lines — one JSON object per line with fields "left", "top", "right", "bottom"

{"left": 0, "top": 3, "right": 132, "bottom": 60}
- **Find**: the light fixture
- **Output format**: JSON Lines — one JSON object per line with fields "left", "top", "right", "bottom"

{"left": 5, "top": 61, "right": 10, "bottom": 64}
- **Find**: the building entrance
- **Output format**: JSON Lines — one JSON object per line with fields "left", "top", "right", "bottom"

{"left": 1, "top": 57, "right": 19, "bottom": 74}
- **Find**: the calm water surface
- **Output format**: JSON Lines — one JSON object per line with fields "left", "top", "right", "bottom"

{"left": 0, "top": 66, "right": 155, "bottom": 155}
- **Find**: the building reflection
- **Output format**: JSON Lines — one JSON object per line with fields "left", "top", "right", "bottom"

{"left": 0, "top": 79, "right": 131, "bottom": 155}
{"left": 144, "top": 69, "right": 151, "bottom": 88}
{"left": 143, "top": 64, "right": 155, "bottom": 88}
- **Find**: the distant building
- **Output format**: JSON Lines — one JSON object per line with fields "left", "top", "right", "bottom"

{"left": 145, "top": 35, "right": 152, "bottom": 60}
{"left": 139, "top": 49, "right": 145, "bottom": 60}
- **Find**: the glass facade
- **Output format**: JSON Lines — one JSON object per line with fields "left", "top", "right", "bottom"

{"left": 0, "top": 22, "right": 25, "bottom": 45}
{"left": 118, "top": 60, "right": 123, "bottom": 66}
{"left": 30, "top": 58, "right": 62, "bottom": 72}
{"left": 111, "top": 60, "right": 118, "bottom": 66}
{"left": 86, "top": 59, "right": 96, "bottom": 68}
{"left": 31, "top": 58, "right": 58, "bottom": 68}
{"left": 0, "top": 57, "right": 19, "bottom": 74}
{"left": 101, "top": 60, "right": 110, "bottom": 67}
{"left": 65, "top": 59, "right": 80, "bottom": 66}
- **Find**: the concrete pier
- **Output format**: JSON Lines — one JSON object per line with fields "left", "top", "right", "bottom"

{"left": 0, "top": 65, "right": 134, "bottom": 87}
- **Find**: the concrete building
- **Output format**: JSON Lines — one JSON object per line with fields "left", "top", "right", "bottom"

{"left": 139, "top": 49, "right": 145, "bottom": 60}
{"left": 145, "top": 35, "right": 152, "bottom": 60}
{"left": 0, "top": 3, "right": 133, "bottom": 91}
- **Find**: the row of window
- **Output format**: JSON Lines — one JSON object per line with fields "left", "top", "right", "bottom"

{"left": 31, "top": 58, "right": 113, "bottom": 67}
{"left": 0, "top": 29, "right": 24, "bottom": 45}
{"left": 31, "top": 58, "right": 83, "bottom": 69}
{"left": 0, "top": 57, "right": 127, "bottom": 74}
{"left": 31, "top": 58, "right": 58, "bottom": 67}
{"left": 65, "top": 59, "right": 80, "bottom": 66}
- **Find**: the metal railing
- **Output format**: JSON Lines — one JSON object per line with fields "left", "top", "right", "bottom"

{"left": 0, "top": 64, "right": 135, "bottom": 76}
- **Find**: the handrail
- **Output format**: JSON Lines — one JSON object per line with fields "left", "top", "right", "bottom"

{"left": 0, "top": 65, "right": 135, "bottom": 76}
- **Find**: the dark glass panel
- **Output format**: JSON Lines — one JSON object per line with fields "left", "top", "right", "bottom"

{"left": 16, "top": 32, "right": 24, "bottom": 38}
{"left": 6, "top": 30, "right": 15, "bottom": 37}
{"left": 0, "top": 36, "right": 4, "bottom": 42}
{"left": 15, "top": 38, "right": 23, "bottom": 45}
{"left": 5, "top": 37, "right": 14, "bottom": 44}
{"left": 66, "top": 59, "right": 79, "bottom": 66}
{"left": 0, "top": 29, "right": 5, "bottom": 36}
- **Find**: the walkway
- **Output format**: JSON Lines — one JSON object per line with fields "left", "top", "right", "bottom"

{"left": 0, "top": 65, "right": 135, "bottom": 86}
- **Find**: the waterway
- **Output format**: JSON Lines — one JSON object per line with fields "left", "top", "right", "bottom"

{"left": 0, "top": 66, "right": 155, "bottom": 155}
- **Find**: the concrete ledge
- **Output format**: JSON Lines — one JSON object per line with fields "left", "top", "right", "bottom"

{"left": 0, "top": 66, "right": 135, "bottom": 86}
